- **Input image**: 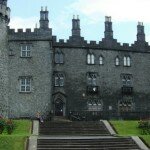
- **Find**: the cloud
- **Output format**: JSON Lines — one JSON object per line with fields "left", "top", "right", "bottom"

{"left": 9, "top": 17, "right": 38, "bottom": 31}
{"left": 70, "top": 0, "right": 150, "bottom": 23}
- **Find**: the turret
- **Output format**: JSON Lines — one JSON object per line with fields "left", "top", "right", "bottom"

{"left": 0, "top": 0, "right": 10, "bottom": 25}
{"left": 0, "top": 0, "right": 10, "bottom": 117}
{"left": 39, "top": 6, "right": 49, "bottom": 29}
{"left": 104, "top": 16, "right": 113, "bottom": 39}
{"left": 137, "top": 22, "right": 145, "bottom": 42}
{"left": 72, "top": 15, "right": 81, "bottom": 37}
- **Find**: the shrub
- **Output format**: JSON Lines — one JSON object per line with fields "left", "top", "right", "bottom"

{"left": 138, "top": 120, "right": 150, "bottom": 135}
{"left": 6, "top": 119, "right": 15, "bottom": 134}
{"left": 0, "top": 117, "right": 5, "bottom": 134}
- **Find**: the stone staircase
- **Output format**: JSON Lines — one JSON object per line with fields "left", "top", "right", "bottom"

{"left": 37, "top": 118, "right": 142, "bottom": 150}
{"left": 37, "top": 137, "right": 140, "bottom": 150}
{"left": 39, "top": 121, "right": 110, "bottom": 136}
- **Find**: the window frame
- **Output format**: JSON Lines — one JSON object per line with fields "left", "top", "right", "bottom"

{"left": 115, "top": 56, "right": 120, "bottom": 66}
{"left": 20, "top": 77, "right": 31, "bottom": 93}
{"left": 124, "top": 56, "right": 131, "bottom": 67}
{"left": 54, "top": 51, "right": 64, "bottom": 64}
{"left": 21, "top": 44, "right": 31, "bottom": 58}
{"left": 87, "top": 53, "right": 95, "bottom": 65}
{"left": 54, "top": 73, "right": 64, "bottom": 87}
{"left": 99, "top": 55, "right": 104, "bottom": 65}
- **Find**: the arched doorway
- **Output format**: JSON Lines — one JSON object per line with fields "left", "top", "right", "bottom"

{"left": 55, "top": 99, "right": 64, "bottom": 116}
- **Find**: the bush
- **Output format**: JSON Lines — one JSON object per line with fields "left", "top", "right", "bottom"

{"left": 138, "top": 120, "right": 150, "bottom": 135}
{"left": 0, "top": 117, "right": 5, "bottom": 134}
{"left": 6, "top": 119, "right": 15, "bottom": 134}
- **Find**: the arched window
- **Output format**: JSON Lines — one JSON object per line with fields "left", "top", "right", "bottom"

{"left": 124, "top": 56, "right": 131, "bottom": 66}
{"left": 127, "top": 56, "right": 131, "bottom": 66}
{"left": 91, "top": 54, "right": 95, "bottom": 64}
{"left": 99, "top": 56, "right": 104, "bottom": 65}
{"left": 87, "top": 54, "right": 91, "bottom": 64}
{"left": 87, "top": 54, "right": 95, "bottom": 64}
{"left": 124, "top": 56, "right": 127, "bottom": 66}
{"left": 115, "top": 57, "right": 119, "bottom": 66}
{"left": 54, "top": 50, "right": 64, "bottom": 64}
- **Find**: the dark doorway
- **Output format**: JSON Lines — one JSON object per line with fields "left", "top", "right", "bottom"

{"left": 55, "top": 99, "right": 64, "bottom": 116}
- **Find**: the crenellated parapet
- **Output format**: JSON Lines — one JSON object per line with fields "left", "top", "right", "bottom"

{"left": 8, "top": 27, "right": 52, "bottom": 41}
{"left": 53, "top": 35, "right": 150, "bottom": 52}
{"left": 52, "top": 15, "right": 150, "bottom": 52}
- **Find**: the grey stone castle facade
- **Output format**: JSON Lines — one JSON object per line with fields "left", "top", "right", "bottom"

{"left": 0, "top": 0, "right": 150, "bottom": 119}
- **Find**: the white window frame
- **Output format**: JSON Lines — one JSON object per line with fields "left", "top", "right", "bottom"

{"left": 21, "top": 45, "right": 31, "bottom": 57}
{"left": 20, "top": 78, "right": 31, "bottom": 92}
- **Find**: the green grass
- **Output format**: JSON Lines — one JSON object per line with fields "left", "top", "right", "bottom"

{"left": 0, "top": 120, "right": 32, "bottom": 150}
{"left": 110, "top": 120, "right": 150, "bottom": 147}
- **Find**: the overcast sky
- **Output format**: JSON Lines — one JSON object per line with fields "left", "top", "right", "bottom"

{"left": 8, "top": 0, "right": 150, "bottom": 44}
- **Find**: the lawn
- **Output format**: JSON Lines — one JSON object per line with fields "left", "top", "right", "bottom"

{"left": 0, "top": 120, "right": 32, "bottom": 150}
{"left": 110, "top": 120, "right": 150, "bottom": 147}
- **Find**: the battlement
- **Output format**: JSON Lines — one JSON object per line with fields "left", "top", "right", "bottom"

{"left": 8, "top": 27, "right": 52, "bottom": 41}
{"left": 52, "top": 35, "right": 150, "bottom": 52}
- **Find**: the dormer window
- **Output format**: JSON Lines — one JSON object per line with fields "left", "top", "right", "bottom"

{"left": 87, "top": 54, "right": 95, "bottom": 64}
{"left": 54, "top": 50, "right": 64, "bottom": 64}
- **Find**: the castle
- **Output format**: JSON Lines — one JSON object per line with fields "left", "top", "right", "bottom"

{"left": 0, "top": 0, "right": 150, "bottom": 119}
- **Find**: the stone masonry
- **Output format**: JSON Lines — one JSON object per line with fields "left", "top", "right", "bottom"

{"left": 0, "top": 0, "right": 150, "bottom": 118}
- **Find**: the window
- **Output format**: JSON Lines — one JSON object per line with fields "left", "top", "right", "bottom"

{"left": 20, "top": 77, "right": 31, "bottom": 92}
{"left": 124, "top": 56, "right": 131, "bottom": 66}
{"left": 54, "top": 73, "right": 64, "bottom": 87}
{"left": 87, "top": 100, "right": 103, "bottom": 111}
{"left": 99, "top": 56, "right": 104, "bottom": 65}
{"left": 121, "top": 74, "right": 132, "bottom": 87}
{"left": 21, "top": 44, "right": 31, "bottom": 57}
{"left": 115, "top": 57, "right": 119, "bottom": 66}
{"left": 119, "top": 99, "right": 133, "bottom": 112}
{"left": 87, "top": 54, "right": 95, "bottom": 64}
{"left": 87, "top": 73, "right": 97, "bottom": 86}
{"left": 54, "top": 51, "right": 64, "bottom": 64}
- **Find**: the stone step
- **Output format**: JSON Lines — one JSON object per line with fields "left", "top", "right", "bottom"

{"left": 39, "top": 121, "right": 110, "bottom": 135}
{"left": 37, "top": 138, "right": 140, "bottom": 150}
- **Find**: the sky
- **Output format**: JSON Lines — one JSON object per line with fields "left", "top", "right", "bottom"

{"left": 7, "top": 0, "right": 150, "bottom": 44}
